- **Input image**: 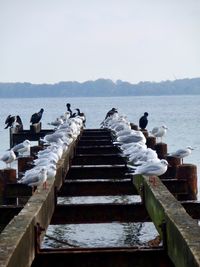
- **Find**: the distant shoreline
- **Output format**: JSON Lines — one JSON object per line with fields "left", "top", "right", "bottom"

{"left": 0, "top": 77, "right": 199, "bottom": 97}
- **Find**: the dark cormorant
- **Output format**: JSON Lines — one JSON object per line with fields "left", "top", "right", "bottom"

{"left": 105, "top": 108, "right": 118, "bottom": 119}
{"left": 30, "top": 108, "right": 44, "bottom": 124}
{"left": 5, "top": 115, "right": 23, "bottom": 129}
{"left": 139, "top": 112, "right": 148, "bottom": 130}
{"left": 66, "top": 103, "right": 73, "bottom": 117}
{"left": 76, "top": 108, "right": 86, "bottom": 126}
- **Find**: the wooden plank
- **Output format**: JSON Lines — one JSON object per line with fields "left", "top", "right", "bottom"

{"left": 51, "top": 203, "right": 150, "bottom": 224}
{"left": 66, "top": 166, "right": 128, "bottom": 180}
{"left": 0, "top": 205, "right": 23, "bottom": 224}
{"left": 81, "top": 129, "right": 111, "bottom": 136}
{"left": 4, "top": 183, "right": 33, "bottom": 198}
{"left": 72, "top": 154, "right": 126, "bottom": 165}
{"left": 133, "top": 175, "right": 200, "bottom": 267}
{"left": 78, "top": 140, "right": 113, "bottom": 146}
{"left": 180, "top": 200, "right": 200, "bottom": 219}
{"left": 80, "top": 136, "right": 112, "bottom": 140}
{"left": 32, "top": 247, "right": 174, "bottom": 267}
{"left": 162, "top": 179, "right": 188, "bottom": 194}
{"left": 76, "top": 145, "right": 120, "bottom": 154}
{"left": 58, "top": 180, "right": 137, "bottom": 196}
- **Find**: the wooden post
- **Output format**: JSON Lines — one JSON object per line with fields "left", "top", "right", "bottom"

{"left": 30, "top": 146, "right": 44, "bottom": 159}
{"left": 30, "top": 122, "right": 42, "bottom": 133}
{"left": 176, "top": 164, "right": 197, "bottom": 200}
{"left": 9, "top": 127, "right": 20, "bottom": 148}
{"left": 154, "top": 143, "right": 167, "bottom": 159}
{"left": 161, "top": 155, "right": 181, "bottom": 179}
{"left": 18, "top": 156, "right": 34, "bottom": 176}
{"left": 0, "top": 169, "right": 16, "bottom": 204}
{"left": 141, "top": 129, "right": 148, "bottom": 138}
{"left": 146, "top": 136, "right": 156, "bottom": 149}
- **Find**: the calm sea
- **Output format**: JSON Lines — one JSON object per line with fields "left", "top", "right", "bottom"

{"left": 0, "top": 95, "right": 199, "bottom": 247}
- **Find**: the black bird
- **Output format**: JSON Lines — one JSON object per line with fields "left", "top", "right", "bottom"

{"left": 66, "top": 103, "right": 73, "bottom": 117}
{"left": 30, "top": 108, "right": 44, "bottom": 124}
{"left": 5, "top": 115, "right": 23, "bottom": 129}
{"left": 105, "top": 108, "right": 118, "bottom": 119}
{"left": 76, "top": 108, "right": 86, "bottom": 126}
{"left": 139, "top": 112, "right": 149, "bottom": 130}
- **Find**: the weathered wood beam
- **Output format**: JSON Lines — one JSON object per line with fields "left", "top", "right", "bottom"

{"left": 4, "top": 183, "right": 32, "bottom": 198}
{"left": 58, "top": 180, "right": 137, "bottom": 196}
{"left": 32, "top": 247, "right": 174, "bottom": 267}
{"left": 133, "top": 175, "right": 200, "bottom": 267}
{"left": 81, "top": 129, "right": 111, "bottom": 136}
{"left": 80, "top": 136, "right": 112, "bottom": 140}
{"left": 72, "top": 154, "right": 126, "bottom": 165}
{"left": 0, "top": 205, "right": 23, "bottom": 225}
{"left": 78, "top": 140, "right": 113, "bottom": 146}
{"left": 66, "top": 166, "right": 128, "bottom": 180}
{"left": 180, "top": 200, "right": 200, "bottom": 219}
{"left": 162, "top": 179, "right": 188, "bottom": 195}
{"left": 51, "top": 203, "right": 150, "bottom": 224}
{"left": 76, "top": 146, "right": 120, "bottom": 154}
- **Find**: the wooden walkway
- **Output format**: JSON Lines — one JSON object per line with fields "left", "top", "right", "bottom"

{"left": 0, "top": 128, "right": 200, "bottom": 267}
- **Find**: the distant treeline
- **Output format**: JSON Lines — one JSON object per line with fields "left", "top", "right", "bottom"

{"left": 0, "top": 77, "right": 200, "bottom": 98}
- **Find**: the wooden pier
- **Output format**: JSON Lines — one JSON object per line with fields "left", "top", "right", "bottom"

{"left": 0, "top": 127, "right": 200, "bottom": 267}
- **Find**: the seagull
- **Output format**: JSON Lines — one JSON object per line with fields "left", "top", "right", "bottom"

{"left": 46, "top": 164, "right": 57, "bottom": 179}
{"left": 151, "top": 125, "right": 168, "bottom": 142}
{"left": 130, "top": 159, "right": 169, "bottom": 177}
{"left": 169, "top": 146, "right": 194, "bottom": 164}
{"left": 12, "top": 139, "right": 31, "bottom": 156}
{"left": 139, "top": 112, "right": 148, "bottom": 130}
{"left": 48, "top": 118, "right": 64, "bottom": 127}
{"left": 30, "top": 108, "right": 44, "bottom": 124}
{"left": 115, "top": 131, "right": 146, "bottom": 145}
{"left": 19, "top": 167, "right": 48, "bottom": 190}
{"left": 0, "top": 149, "right": 16, "bottom": 168}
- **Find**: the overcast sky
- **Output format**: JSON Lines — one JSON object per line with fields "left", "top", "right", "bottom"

{"left": 0, "top": 0, "right": 200, "bottom": 84}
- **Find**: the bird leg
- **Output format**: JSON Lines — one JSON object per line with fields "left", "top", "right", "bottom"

{"left": 43, "top": 181, "right": 47, "bottom": 190}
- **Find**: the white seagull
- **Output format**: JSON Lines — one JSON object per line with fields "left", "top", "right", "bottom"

{"left": 151, "top": 125, "right": 168, "bottom": 142}
{"left": 131, "top": 159, "right": 169, "bottom": 177}
{"left": 169, "top": 146, "right": 194, "bottom": 164}
{"left": 0, "top": 149, "right": 16, "bottom": 168}
{"left": 19, "top": 167, "right": 48, "bottom": 190}
{"left": 12, "top": 139, "right": 31, "bottom": 156}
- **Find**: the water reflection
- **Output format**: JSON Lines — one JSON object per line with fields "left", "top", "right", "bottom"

{"left": 42, "top": 222, "right": 158, "bottom": 249}
{"left": 42, "top": 195, "right": 158, "bottom": 249}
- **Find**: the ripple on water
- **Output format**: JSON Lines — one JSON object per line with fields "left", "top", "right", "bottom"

{"left": 42, "top": 222, "right": 159, "bottom": 248}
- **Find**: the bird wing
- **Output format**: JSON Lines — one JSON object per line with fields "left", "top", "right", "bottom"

{"left": 1, "top": 153, "right": 10, "bottom": 162}
{"left": 24, "top": 177, "right": 40, "bottom": 185}
{"left": 16, "top": 115, "right": 23, "bottom": 126}
{"left": 5, "top": 115, "right": 11, "bottom": 124}
{"left": 136, "top": 163, "right": 161, "bottom": 174}
{"left": 151, "top": 127, "right": 159, "bottom": 135}
{"left": 30, "top": 113, "right": 37, "bottom": 123}
{"left": 171, "top": 149, "right": 188, "bottom": 157}
{"left": 12, "top": 143, "right": 24, "bottom": 152}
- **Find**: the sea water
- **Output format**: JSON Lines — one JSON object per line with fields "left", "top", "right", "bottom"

{"left": 0, "top": 95, "right": 199, "bottom": 247}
